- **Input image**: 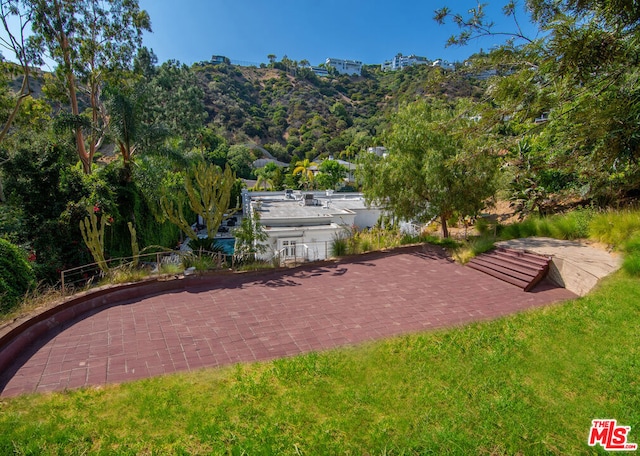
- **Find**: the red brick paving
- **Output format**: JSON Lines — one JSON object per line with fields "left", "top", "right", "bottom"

{"left": 0, "top": 246, "right": 576, "bottom": 397}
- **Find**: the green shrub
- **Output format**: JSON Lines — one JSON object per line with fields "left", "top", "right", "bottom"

{"left": 182, "top": 252, "right": 222, "bottom": 271}
{"left": 469, "top": 236, "right": 496, "bottom": 256}
{"left": 589, "top": 210, "right": 640, "bottom": 248}
{"left": 621, "top": 233, "right": 640, "bottom": 276}
{"left": 359, "top": 239, "right": 372, "bottom": 252}
{"left": 159, "top": 263, "right": 183, "bottom": 275}
{"left": 0, "top": 238, "right": 36, "bottom": 313}
{"left": 623, "top": 233, "right": 640, "bottom": 254}
{"left": 499, "top": 208, "right": 596, "bottom": 242}
{"left": 330, "top": 236, "right": 348, "bottom": 257}
{"left": 622, "top": 252, "right": 640, "bottom": 276}
{"left": 474, "top": 216, "right": 497, "bottom": 236}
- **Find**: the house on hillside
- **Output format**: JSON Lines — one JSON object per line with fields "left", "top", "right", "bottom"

{"left": 432, "top": 59, "right": 456, "bottom": 71}
{"left": 242, "top": 190, "right": 381, "bottom": 264}
{"left": 367, "top": 146, "right": 388, "bottom": 158}
{"left": 381, "top": 53, "right": 431, "bottom": 71}
{"left": 311, "top": 66, "right": 329, "bottom": 77}
{"left": 325, "top": 58, "right": 363, "bottom": 76}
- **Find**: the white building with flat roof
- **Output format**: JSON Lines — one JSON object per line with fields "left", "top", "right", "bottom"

{"left": 326, "top": 58, "right": 363, "bottom": 76}
{"left": 381, "top": 53, "right": 431, "bottom": 71}
{"left": 242, "top": 190, "right": 381, "bottom": 264}
{"left": 311, "top": 66, "right": 329, "bottom": 77}
{"left": 432, "top": 59, "right": 456, "bottom": 71}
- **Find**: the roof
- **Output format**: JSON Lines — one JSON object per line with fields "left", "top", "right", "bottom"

{"left": 245, "top": 191, "right": 373, "bottom": 226}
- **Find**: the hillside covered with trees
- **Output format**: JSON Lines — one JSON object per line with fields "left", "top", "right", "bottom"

{"left": 192, "top": 60, "right": 485, "bottom": 164}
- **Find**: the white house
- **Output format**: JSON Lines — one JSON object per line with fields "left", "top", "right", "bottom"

{"left": 325, "top": 58, "right": 363, "bottom": 76}
{"left": 242, "top": 190, "right": 381, "bottom": 264}
{"left": 432, "top": 59, "right": 456, "bottom": 71}
{"left": 311, "top": 66, "right": 329, "bottom": 77}
{"left": 367, "top": 146, "right": 388, "bottom": 158}
{"left": 381, "top": 53, "right": 431, "bottom": 71}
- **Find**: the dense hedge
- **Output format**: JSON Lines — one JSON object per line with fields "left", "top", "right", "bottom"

{"left": 0, "top": 238, "right": 36, "bottom": 313}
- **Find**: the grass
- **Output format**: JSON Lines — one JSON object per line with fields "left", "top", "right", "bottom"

{"left": 0, "top": 272, "right": 638, "bottom": 454}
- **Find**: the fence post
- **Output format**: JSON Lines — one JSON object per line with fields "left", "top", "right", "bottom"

{"left": 61, "top": 270, "right": 66, "bottom": 298}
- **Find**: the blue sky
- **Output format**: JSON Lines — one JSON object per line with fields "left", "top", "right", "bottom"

{"left": 138, "top": 0, "right": 540, "bottom": 66}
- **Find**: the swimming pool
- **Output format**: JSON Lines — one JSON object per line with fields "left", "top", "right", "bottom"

{"left": 213, "top": 237, "right": 235, "bottom": 255}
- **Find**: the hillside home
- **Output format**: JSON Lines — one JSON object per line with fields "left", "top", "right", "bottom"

{"left": 311, "top": 66, "right": 329, "bottom": 77}
{"left": 381, "top": 53, "right": 431, "bottom": 71}
{"left": 241, "top": 190, "right": 381, "bottom": 264}
{"left": 367, "top": 146, "right": 388, "bottom": 158}
{"left": 432, "top": 59, "right": 456, "bottom": 71}
{"left": 325, "top": 58, "right": 363, "bottom": 76}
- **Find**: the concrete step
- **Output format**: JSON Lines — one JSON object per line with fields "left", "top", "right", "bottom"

{"left": 467, "top": 248, "right": 550, "bottom": 291}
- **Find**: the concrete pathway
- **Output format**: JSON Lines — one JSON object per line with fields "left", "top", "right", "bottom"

{"left": 0, "top": 245, "right": 576, "bottom": 397}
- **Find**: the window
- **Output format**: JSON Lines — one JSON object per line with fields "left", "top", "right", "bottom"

{"left": 281, "top": 240, "right": 297, "bottom": 258}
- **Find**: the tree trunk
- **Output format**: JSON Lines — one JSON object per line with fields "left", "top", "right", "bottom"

{"left": 56, "top": 2, "right": 92, "bottom": 174}
{"left": 440, "top": 213, "right": 449, "bottom": 238}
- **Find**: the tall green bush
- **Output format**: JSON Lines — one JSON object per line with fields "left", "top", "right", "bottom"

{"left": 0, "top": 238, "right": 36, "bottom": 313}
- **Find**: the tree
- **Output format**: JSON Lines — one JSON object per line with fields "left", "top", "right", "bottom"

{"left": 233, "top": 209, "right": 268, "bottom": 264}
{"left": 2, "top": 133, "right": 93, "bottom": 282}
{"left": 360, "top": 100, "right": 498, "bottom": 238}
{"left": 254, "top": 162, "right": 283, "bottom": 191}
{"left": 316, "top": 159, "right": 348, "bottom": 190}
{"left": 0, "top": 237, "right": 35, "bottom": 312}
{"left": 252, "top": 173, "right": 274, "bottom": 191}
{"left": 435, "top": 0, "right": 640, "bottom": 203}
{"left": 26, "top": 0, "right": 151, "bottom": 174}
{"left": 292, "top": 158, "right": 317, "bottom": 189}
{"left": 227, "top": 144, "right": 255, "bottom": 179}
{"left": 160, "top": 162, "right": 237, "bottom": 241}
{"left": 141, "top": 59, "right": 206, "bottom": 150}
{"left": 104, "top": 84, "right": 140, "bottom": 174}
{"left": 0, "top": 1, "right": 41, "bottom": 144}
{"left": 0, "top": 1, "right": 45, "bottom": 203}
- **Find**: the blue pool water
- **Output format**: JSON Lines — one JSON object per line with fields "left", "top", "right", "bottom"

{"left": 213, "top": 238, "right": 235, "bottom": 255}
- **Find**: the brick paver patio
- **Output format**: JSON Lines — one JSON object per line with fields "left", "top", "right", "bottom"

{"left": 0, "top": 246, "right": 576, "bottom": 397}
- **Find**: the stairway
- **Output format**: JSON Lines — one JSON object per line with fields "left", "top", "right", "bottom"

{"left": 467, "top": 247, "right": 551, "bottom": 291}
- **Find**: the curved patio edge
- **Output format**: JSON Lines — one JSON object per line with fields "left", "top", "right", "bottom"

{"left": 0, "top": 271, "right": 244, "bottom": 378}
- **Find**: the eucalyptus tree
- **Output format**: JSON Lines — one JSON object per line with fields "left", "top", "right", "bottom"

{"left": 0, "top": 0, "right": 43, "bottom": 202}
{"left": 26, "top": 0, "right": 151, "bottom": 174}
{"left": 0, "top": 0, "right": 41, "bottom": 143}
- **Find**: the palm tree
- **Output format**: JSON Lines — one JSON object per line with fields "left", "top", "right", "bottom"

{"left": 252, "top": 173, "right": 274, "bottom": 191}
{"left": 293, "top": 158, "right": 318, "bottom": 189}
{"left": 104, "top": 85, "right": 141, "bottom": 182}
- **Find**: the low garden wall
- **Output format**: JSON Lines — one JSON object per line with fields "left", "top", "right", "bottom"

{"left": 0, "top": 272, "right": 240, "bottom": 379}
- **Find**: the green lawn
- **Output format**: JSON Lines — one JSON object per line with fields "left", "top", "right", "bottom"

{"left": 0, "top": 272, "right": 638, "bottom": 455}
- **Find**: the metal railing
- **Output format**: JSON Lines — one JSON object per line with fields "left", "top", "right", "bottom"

{"left": 60, "top": 249, "right": 233, "bottom": 298}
